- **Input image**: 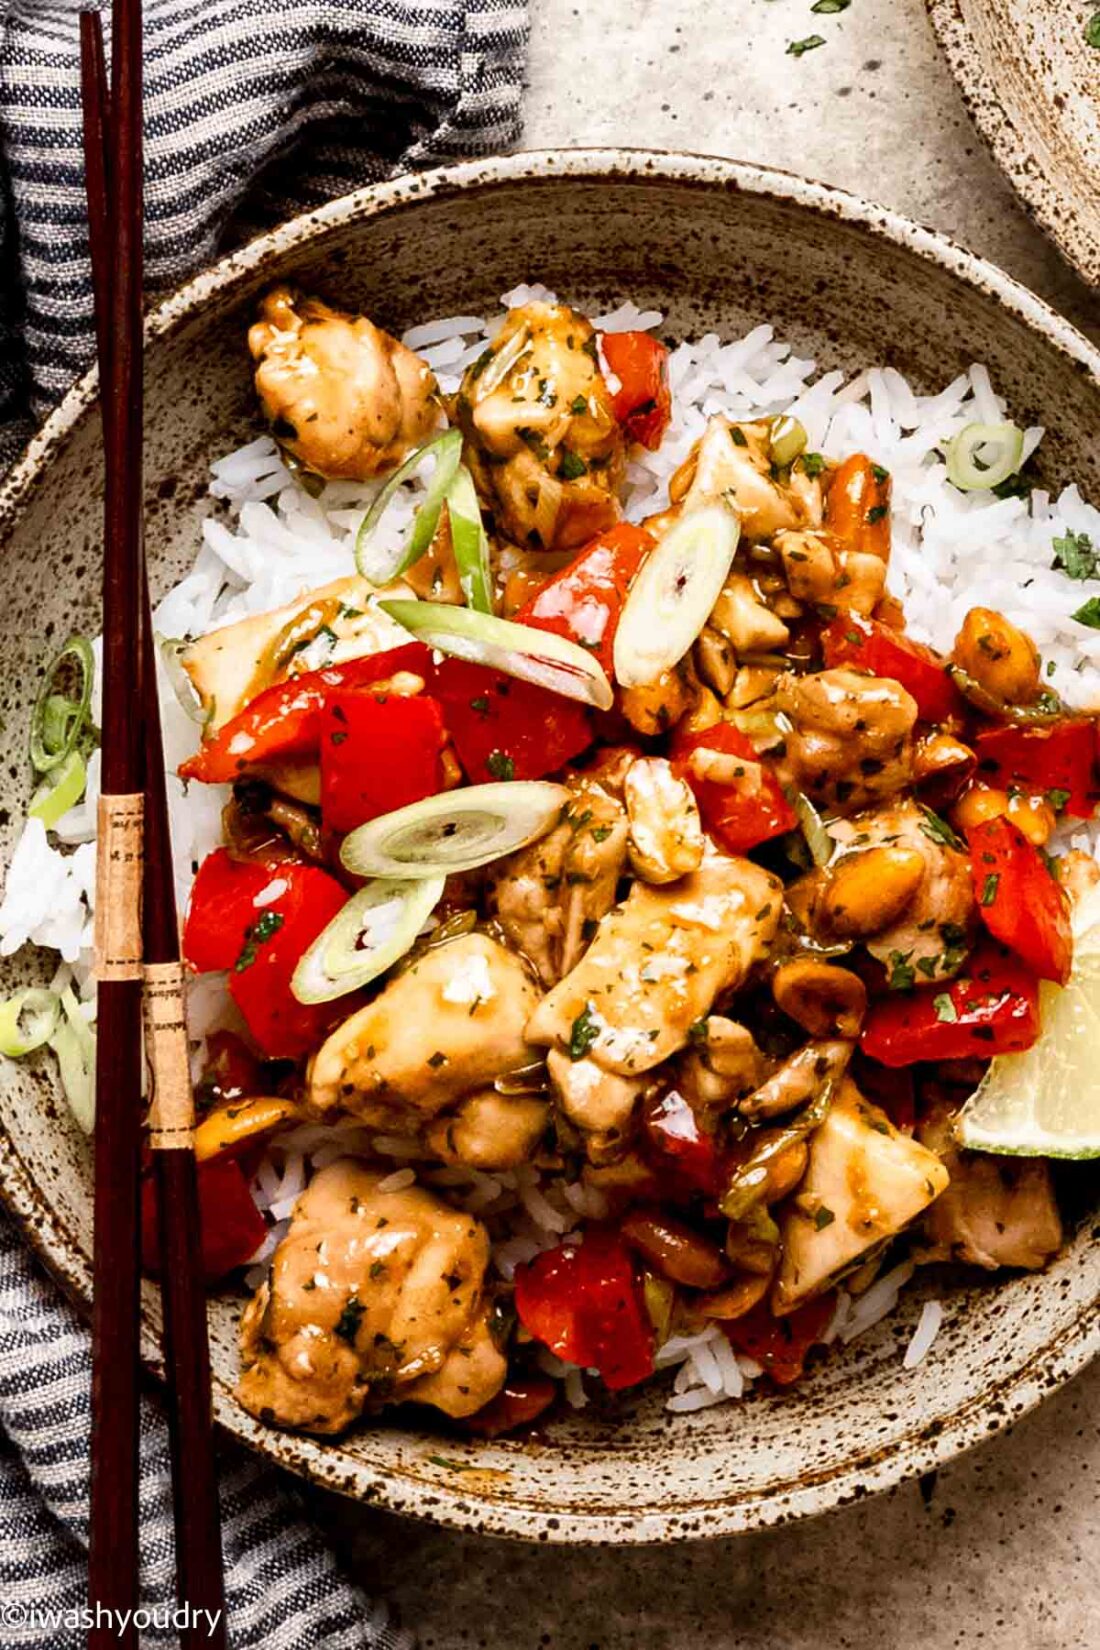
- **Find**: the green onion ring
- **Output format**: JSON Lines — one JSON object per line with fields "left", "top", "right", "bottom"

{"left": 945, "top": 422, "right": 1024, "bottom": 493}
{"left": 770, "top": 416, "right": 808, "bottom": 470}
{"left": 446, "top": 463, "right": 493, "bottom": 614}
{"left": 29, "top": 636, "right": 94, "bottom": 774}
{"left": 0, "top": 988, "right": 61, "bottom": 1058}
{"left": 28, "top": 749, "right": 87, "bottom": 829}
{"left": 355, "top": 429, "right": 463, "bottom": 585}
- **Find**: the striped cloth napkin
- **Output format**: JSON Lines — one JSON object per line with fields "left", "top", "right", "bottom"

{"left": 0, "top": 0, "right": 528, "bottom": 1642}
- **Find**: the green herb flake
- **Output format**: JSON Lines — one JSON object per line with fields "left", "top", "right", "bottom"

{"left": 570, "top": 394, "right": 588, "bottom": 415}
{"left": 427, "top": 1051, "right": 448, "bottom": 1068}
{"left": 801, "top": 451, "right": 826, "bottom": 477}
{"left": 887, "top": 952, "right": 916, "bottom": 991}
{"left": 980, "top": 872, "right": 1000, "bottom": 907}
{"left": 1052, "top": 528, "right": 1098, "bottom": 581}
{"left": 1071, "top": 595, "right": 1100, "bottom": 630}
{"left": 369, "top": 1260, "right": 386, "bottom": 1280}
{"left": 729, "top": 426, "right": 748, "bottom": 447}
{"left": 233, "top": 908, "right": 284, "bottom": 973}
{"left": 933, "top": 992, "right": 959, "bottom": 1024}
{"left": 812, "top": 0, "right": 850, "bottom": 9}
{"left": 334, "top": 1297, "right": 366, "bottom": 1346}
{"left": 918, "top": 804, "right": 963, "bottom": 850}
{"left": 486, "top": 750, "right": 515, "bottom": 781}
{"left": 871, "top": 463, "right": 889, "bottom": 483}
{"left": 813, "top": 1205, "right": 836, "bottom": 1230}
{"left": 568, "top": 1002, "right": 601, "bottom": 1061}
{"left": 787, "top": 33, "right": 826, "bottom": 55}
{"left": 427, "top": 1455, "right": 476, "bottom": 1472}
{"left": 866, "top": 504, "right": 888, "bottom": 524}
{"left": 1086, "top": 11, "right": 1100, "bottom": 49}
{"left": 559, "top": 450, "right": 588, "bottom": 481}
{"left": 469, "top": 695, "right": 490, "bottom": 716}
{"left": 591, "top": 824, "right": 612, "bottom": 843}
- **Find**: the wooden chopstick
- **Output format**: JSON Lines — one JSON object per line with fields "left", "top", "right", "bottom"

{"left": 81, "top": 0, "right": 147, "bottom": 1640}
{"left": 80, "top": 9, "right": 227, "bottom": 1647}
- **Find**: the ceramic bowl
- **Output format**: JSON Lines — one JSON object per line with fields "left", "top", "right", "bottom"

{"left": 1, "top": 151, "right": 1097, "bottom": 1543}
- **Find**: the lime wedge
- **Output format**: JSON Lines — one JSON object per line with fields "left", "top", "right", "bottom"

{"left": 958, "top": 886, "right": 1100, "bottom": 1158}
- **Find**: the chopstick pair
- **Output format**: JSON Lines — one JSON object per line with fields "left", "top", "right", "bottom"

{"left": 79, "top": 9, "right": 227, "bottom": 1648}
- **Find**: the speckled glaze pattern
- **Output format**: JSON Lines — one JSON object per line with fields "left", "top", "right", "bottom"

{"left": 0, "top": 152, "right": 1098, "bottom": 1544}
{"left": 927, "top": 0, "right": 1100, "bottom": 287}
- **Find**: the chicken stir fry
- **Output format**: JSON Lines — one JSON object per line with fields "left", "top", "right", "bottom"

{"left": 238, "top": 1162, "right": 505, "bottom": 1433}
{"left": 170, "top": 288, "right": 1096, "bottom": 1441}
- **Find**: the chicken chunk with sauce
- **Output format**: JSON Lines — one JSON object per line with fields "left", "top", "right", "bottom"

{"left": 250, "top": 286, "right": 439, "bottom": 480}
{"left": 237, "top": 1161, "right": 506, "bottom": 1433}
{"left": 773, "top": 1079, "right": 949, "bottom": 1313}
{"left": 775, "top": 528, "right": 886, "bottom": 618}
{"left": 915, "top": 1098, "right": 1062, "bottom": 1270}
{"left": 487, "top": 775, "right": 629, "bottom": 987}
{"left": 669, "top": 417, "right": 823, "bottom": 540}
{"left": 527, "top": 846, "right": 782, "bottom": 1080}
{"left": 308, "top": 932, "right": 540, "bottom": 1129}
{"left": 457, "top": 302, "right": 624, "bottom": 554}
{"left": 774, "top": 667, "right": 917, "bottom": 813}
{"left": 827, "top": 800, "right": 976, "bottom": 984}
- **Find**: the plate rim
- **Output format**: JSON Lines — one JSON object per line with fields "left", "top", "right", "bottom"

{"left": 1, "top": 146, "right": 1098, "bottom": 1543}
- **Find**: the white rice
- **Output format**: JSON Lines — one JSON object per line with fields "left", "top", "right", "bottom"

{"left": 4, "top": 287, "right": 1098, "bottom": 1412}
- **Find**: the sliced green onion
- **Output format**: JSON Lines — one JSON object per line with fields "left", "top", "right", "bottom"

{"left": 720, "top": 1079, "right": 834, "bottom": 1221}
{"left": 613, "top": 504, "right": 740, "bottom": 690}
{"left": 30, "top": 636, "right": 94, "bottom": 774}
{"left": 945, "top": 422, "right": 1024, "bottom": 492}
{"left": 0, "top": 988, "right": 61, "bottom": 1057}
{"left": 159, "top": 635, "right": 207, "bottom": 725}
{"left": 28, "top": 749, "right": 86, "bottom": 829}
{"left": 292, "top": 874, "right": 445, "bottom": 1004}
{"left": 470, "top": 323, "right": 532, "bottom": 399}
{"left": 794, "top": 792, "right": 834, "bottom": 868}
{"left": 947, "top": 665, "right": 1064, "bottom": 726}
{"left": 50, "top": 988, "right": 95, "bottom": 1133}
{"left": 341, "top": 781, "right": 569, "bottom": 879}
{"left": 446, "top": 464, "right": 493, "bottom": 614}
{"left": 770, "top": 416, "right": 807, "bottom": 469}
{"left": 379, "top": 599, "right": 613, "bottom": 711}
{"left": 355, "top": 430, "right": 463, "bottom": 585}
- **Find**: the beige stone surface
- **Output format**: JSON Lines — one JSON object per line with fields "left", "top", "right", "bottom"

{"left": 310, "top": 2, "right": 1099, "bottom": 1642}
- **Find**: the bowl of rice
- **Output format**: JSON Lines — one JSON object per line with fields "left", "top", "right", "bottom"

{"left": 0, "top": 150, "right": 1098, "bottom": 1542}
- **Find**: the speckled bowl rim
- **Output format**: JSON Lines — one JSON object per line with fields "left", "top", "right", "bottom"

{"left": 926, "top": 0, "right": 1100, "bottom": 288}
{"left": 0, "top": 149, "right": 1097, "bottom": 1543}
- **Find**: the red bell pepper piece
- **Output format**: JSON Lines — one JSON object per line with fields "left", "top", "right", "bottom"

{"left": 141, "top": 1155, "right": 267, "bottom": 1282}
{"left": 974, "top": 719, "right": 1099, "bottom": 820}
{"left": 513, "top": 1228, "right": 655, "bottom": 1391}
{"left": 433, "top": 658, "right": 592, "bottom": 784}
{"left": 641, "top": 1087, "right": 724, "bottom": 1193}
{"left": 182, "top": 848, "right": 287, "bottom": 974}
{"left": 859, "top": 943, "right": 1041, "bottom": 1067}
{"left": 967, "top": 816, "right": 1073, "bottom": 985}
{"left": 726, "top": 1294, "right": 835, "bottom": 1386}
{"left": 464, "top": 1375, "right": 558, "bottom": 1438}
{"left": 320, "top": 689, "right": 445, "bottom": 835}
{"left": 179, "top": 641, "right": 431, "bottom": 783}
{"left": 824, "top": 453, "right": 891, "bottom": 558}
{"left": 225, "top": 861, "right": 349, "bottom": 1058}
{"left": 513, "top": 522, "right": 654, "bottom": 677}
{"left": 672, "top": 722, "right": 796, "bottom": 854}
{"left": 599, "top": 330, "right": 672, "bottom": 450}
{"left": 820, "top": 613, "right": 962, "bottom": 724}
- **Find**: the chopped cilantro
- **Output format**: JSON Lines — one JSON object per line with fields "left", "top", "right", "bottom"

{"left": 813, "top": 1205, "right": 836, "bottom": 1230}
{"left": 486, "top": 750, "right": 515, "bottom": 780}
{"left": 570, "top": 394, "right": 589, "bottom": 415}
{"left": 1046, "top": 788, "right": 1071, "bottom": 813}
{"left": 233, "top": 909, "right": 284, "bottom": 973}
{"left": 801, "top": 451, "right": 826, "bottom": 476}
{"left": 729, "top": 426, "right": 748, "bottom": 447}
{"left": 559, "top": 450, "right": 588, "bottom": 481}
{"left": 591, "top": 824, "right": 612, "bottom": 843}
{"left": 568, "top": 1002, "right": 601, "bottom": 1060}
{"left": 469, "top": 695, "right": 490, "bottom": 716}
{"left": 427, "top": 1051, "right": 448, "bottom": 1068}
{"left": 812, "top": 0, "right": 850, "bottom": 9}
{"left": 334, "top": 1297, "right": 365, "bottom": 1346}
{"left": 517, "top": 427, "right": 551, "bottom": 462}
{"left": 787, "top": 33, "right": 826, "bottom": 54}
{"left": 918, "top": 804, "right": 963, "bottom": 850}
{"left": 980, "top": 872, "right": 1000, "bottom": 907}
{"left": 871, "top": 463, "right": 889, "bottom": 483}
{"left": 866, "top": 504, "right": 888, "bottom": 524}
{"left": 933, "top": 992, "right": 958, "bottom": 1024}
{"left": 1071, "top": 595, "right": 1100, "bottom": 630}
{"left": 887, "top": 952, "right": 915, "bottom": 991}
{"left": 427, "top": 1455, "right": 475, "bottom": 1472}
{"left": 1052, "top": 528, "right": 1098, "bottom": 581}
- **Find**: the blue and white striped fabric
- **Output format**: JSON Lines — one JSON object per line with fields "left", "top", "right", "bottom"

{"left": 0, "top": 0, "right": 528, "bottom": 462}
{"left": 0, "top": 0, "right": 528, "bottom": 1640}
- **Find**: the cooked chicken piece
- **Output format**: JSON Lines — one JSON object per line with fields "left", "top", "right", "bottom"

{"left": 669, "top": 418, "right": 823, "bottom": 540}
{"left": 709, "top": 573, "right": 791, "bottom": 654}
{"left": 487, "top": 776, "right": 629, "bottom": 988}
{"left": 775, "top": 529, "right": 886, "bottom": 618}
{"left": 547, "top": 1050, "right": 648, "bottom": 1160}
{"left": 527, "top": 846, "right": 782, "bottom": 1076}
{"left": 457, "top": 302, "right": 624, "bottom": 553}
{"left": 773, "top": 1079, "right": 949, "bottom": 1313}
{"left": 619, "top": 654, "right": 700, "bottom": 736}
{"left": 676, "top": 1017, "right": 765, "bottom": 1114}
{"left": 694, "top": 625, "right": 738, "bottom": 698}
{"left": 250, "top": 286, "right": 439, "bottom": 480}
{"left": 308, "top": 933, "right": 540, "bottom": 1125}
{"left": 828, "top": 799, "right": 975, "bottom": 984}
{"left": 774, "top": 667, "right": 917, "bottom": 813}
{"left": 423, "top": 1089, "right": 550, "bottom": 1170}
{"left": 624, "top": 757, "right": 704, "bottom": 884}
{"left": 915, "top": 1099, "right": 1062, "bottom": 1270}
{"left": 237, "top": 1161, "right": 506, "bottom": 1433}
{"left": 182, "top": 573, "right": 413, "bottom": 731}
{"left": 1059, "top": 848, "right": 1100, "bottom": 908}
